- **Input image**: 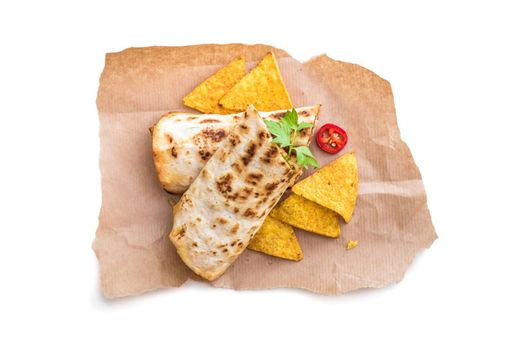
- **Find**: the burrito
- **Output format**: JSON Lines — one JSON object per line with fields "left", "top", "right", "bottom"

{"left": 169, "top": 105, "right": 300, "bottom": 281}
{"left": 152, "top": 105, "right": 320, "bottom": 194}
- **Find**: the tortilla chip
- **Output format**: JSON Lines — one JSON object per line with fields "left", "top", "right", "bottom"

{"left": 183, "top": 56, "right": 245, "bottom": 114}
{"left": 270, "top": 194, "right": 340, "bottom": 238}
{"left": 292, "top": 152, "right": 358, "bottom": 222}
{"left": 219, "top": 52, "right": 292, "bottom": 112}
{"left": 248, "top": 216, "right": 303, "bottom": 261}
{"left": 346, "top": 240, "right": 358, "bottom": 250}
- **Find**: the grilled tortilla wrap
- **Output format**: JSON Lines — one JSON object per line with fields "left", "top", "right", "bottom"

{"left": 169, "top": 105, "right": 300, "bottom": 281}
{"left": 152, "top": 105, "right": 320, "bottom": 194}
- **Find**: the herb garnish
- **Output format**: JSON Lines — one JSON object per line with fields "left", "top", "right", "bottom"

{"left": 264, "top": 109, "right": 320, "bottom": 169}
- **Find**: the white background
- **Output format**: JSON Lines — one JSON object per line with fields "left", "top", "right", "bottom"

{"left": 1, "top": 1, "right": 508, "bottom": 349}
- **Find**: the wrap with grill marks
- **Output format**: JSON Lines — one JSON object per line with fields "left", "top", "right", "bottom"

{"left": 152, "top": 105, "right": 319, "bottom": 194}
{"left": 169, "top": 105, "right": 300, "bottom": 281}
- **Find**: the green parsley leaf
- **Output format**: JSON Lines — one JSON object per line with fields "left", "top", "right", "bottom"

{"left": 294, "top": 146, "right": 320, "bottom": 169}
{"left": 297, "top": 122, "right": 314, "bottom": 131}
{"left": 282, "top": 108, "right": 299, "bottom": 130}
{"left": 264, "top": 109, "right": 320, "bottom": 169}
{"left": 294, "top": 145, "right": 314, "bottom": 157}
{"left": 264, "top": 119, "right": 291, "bottom": 148}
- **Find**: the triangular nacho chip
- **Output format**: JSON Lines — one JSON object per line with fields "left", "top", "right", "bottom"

{"left": 346, "top": 240, "right": 358, "bottom": 250}
{"left": 219, "top": 52, "right": 292, "bottom": 111}
{"left": 183, "top": 56, "right": 245, "bottom": 114}
{"left": 292, "top": 152, "right": 358, "bottom": 222}
{"left": 248, "top": 216, "right": 303, "bottom": 261}
{"left": 270, "top": 194, "right": 340, "bottom": 238}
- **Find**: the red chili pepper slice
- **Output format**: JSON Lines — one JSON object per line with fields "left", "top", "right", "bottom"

{"left": 316, "top": 123, "right": 348, "bottom": 154}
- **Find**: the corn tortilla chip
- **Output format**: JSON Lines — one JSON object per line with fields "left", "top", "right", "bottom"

{"left": 183, "top": 56, "right": 245, "bottom": 114}
{"left": 346, "top": 240, "right": 358, "bottom": 250}
{"left": 270, "top": 194, "right": 340, "bottom": 238}
{"left": 219, "top": 52, "right": 292, "bottom": 111}
{"left": 248, "top": 216, "right": 303, "bottom": 261}
{"left": 292, "top": 152, "right": 358, "bottom": 222}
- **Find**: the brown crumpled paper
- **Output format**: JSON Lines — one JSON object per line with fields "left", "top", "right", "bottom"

{"left": 93, "top": 44, "right": 437, "bottom": 298}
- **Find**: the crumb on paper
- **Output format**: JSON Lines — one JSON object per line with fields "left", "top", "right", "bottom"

{"left": 346, "top": 240, "right": 358, "bottom": 250}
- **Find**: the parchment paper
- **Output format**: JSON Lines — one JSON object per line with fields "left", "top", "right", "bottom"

{"left": 93, "top": 44, "right": 437, "bottom": 298}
